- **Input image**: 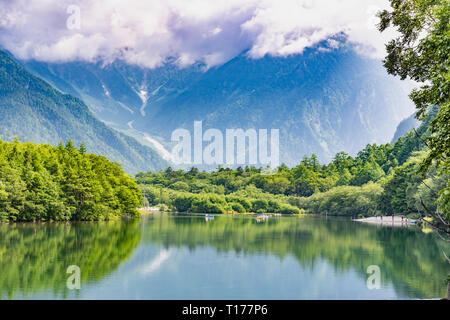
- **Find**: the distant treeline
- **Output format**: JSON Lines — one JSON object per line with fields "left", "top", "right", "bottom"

{"left": 0, "top": 108, "right": 444, "bottom": 220}
{"left": 0, "top": 139, "right": 142, "bottom": 221}
{"left": 136, "top": 107, "right": 446, "bottom": 217}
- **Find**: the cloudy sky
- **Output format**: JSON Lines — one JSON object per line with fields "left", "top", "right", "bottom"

{"left": 0, "top": 0, "right": 397, "bottom": 68}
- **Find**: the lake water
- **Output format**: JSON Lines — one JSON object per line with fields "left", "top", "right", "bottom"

{"left": 0, "top": 214, "right": 448, "bottom": 299}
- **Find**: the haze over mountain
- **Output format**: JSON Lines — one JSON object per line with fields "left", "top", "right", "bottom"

{"left": 0, "top": 50, "right": 168, "bottom": 173}
{"left": 391, "top": 113, "right": 420, "bottom": 143}
{"left": 24, "top": 41, "right": 415, "bottom": 166}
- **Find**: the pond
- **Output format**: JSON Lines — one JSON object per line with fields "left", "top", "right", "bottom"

{"left": 0, "top": 214, "right": 448, "bottom": 299}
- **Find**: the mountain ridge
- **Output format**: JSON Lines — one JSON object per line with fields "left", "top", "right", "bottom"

{"left": 21, "top": 42, "right": 416, "bottom": 166}
{"left": 0, "top": 50, "right": 168, "bottom": 173}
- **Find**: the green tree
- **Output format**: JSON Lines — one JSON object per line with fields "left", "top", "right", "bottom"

{"left": 0, "top": 139, "right": 142, "bottom": 221}
{"left": 378, "top": 0, "right": 449, "bottom": 234}
{"left": 351, "top": 158, "right": 385, "bottom": 186}
{"left": 79, "top": 142, "right": 87, "bottom": 154}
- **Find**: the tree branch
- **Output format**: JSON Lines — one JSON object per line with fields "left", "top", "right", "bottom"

{"left": 419, "top": 197, "right": 450, "bottom": 236}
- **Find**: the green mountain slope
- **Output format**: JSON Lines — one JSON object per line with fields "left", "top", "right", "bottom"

{"left": 0, "top": 50, "right": 167, "bottom": 173}
{"left": 24, "top": 41, "right": 415, "bottom": 166}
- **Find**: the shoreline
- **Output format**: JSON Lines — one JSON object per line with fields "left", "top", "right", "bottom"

{"left": 354, "top": 216, "right": 417, "bottom": 226}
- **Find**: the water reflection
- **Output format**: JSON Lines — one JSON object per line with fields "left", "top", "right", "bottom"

{"left": 0, "top": 215, "right": 448, "bottom": 299}
{"left": 0, "top": 220, "right": 141, "bottom": 299}
{"left": 142, "top": 214, "right": 449, "bottom": 299}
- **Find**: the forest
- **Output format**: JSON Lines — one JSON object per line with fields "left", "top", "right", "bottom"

{"left": 0, "top": 139, "right": 142, "bottom": 221}
{"left": 1, "top": 1, "right": 448, "bottom": 222}
{"left": 136, "top": 106, "right": 447, "bottom": 218}
{"left": 0, "top": 105, "right": 445, "bottom": 221}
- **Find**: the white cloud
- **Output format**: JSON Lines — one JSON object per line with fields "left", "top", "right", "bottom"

{"left": 0, "top": 0, "right": 398, "bottom": 68}
{"left": 140, "top": 249, "right": 171, "bottom": 275}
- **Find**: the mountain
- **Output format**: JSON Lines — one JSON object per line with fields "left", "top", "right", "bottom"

{"left": 23, "top": 58, "right": 204, "bottom": 129}
{"left": 23, "top": 41, "right": 415, "bottom": 166}
{"left": 0, "top": 50, "right": 168, "bottom": 174}
{"left": 391, "top": 113, "right": 420, "bottom": 143}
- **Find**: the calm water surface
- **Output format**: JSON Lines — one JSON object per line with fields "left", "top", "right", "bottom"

{"left": 0, "top": 214, "right": 448, "bottom": 299}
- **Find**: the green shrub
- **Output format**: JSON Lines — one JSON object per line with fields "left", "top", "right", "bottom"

{"left": 279, "top": 204, "right": 301, "bottom": 214}
{"left": 172, "top": 195, "right": 194, "bottom": 212}
{"left": 301, "top": 182, "right": 383, "bottom": 217}
{"left": 170, "top": 181, "right": 190, "bottom": 191}
{"left": 230, "top": 202, "right": 246, "bottom": 213}
{"left": 252, "top": 199, "right": 269, "bottom": 212}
